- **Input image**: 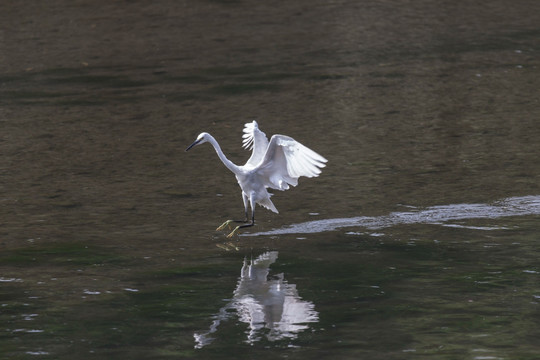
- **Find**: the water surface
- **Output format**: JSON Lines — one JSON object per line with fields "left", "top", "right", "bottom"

{"left": 1, "top": 0, "right": 540, "bottom": 359}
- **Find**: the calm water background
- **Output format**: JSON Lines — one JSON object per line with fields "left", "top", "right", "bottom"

{"left": 1, "top": 0, "right": 540, "bottom": 359}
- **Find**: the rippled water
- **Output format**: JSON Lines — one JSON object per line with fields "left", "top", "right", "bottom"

{"left": 251, "top": 195, "right": 540, "bottom": 235}
{"left": 1, "top": 0, "right": 540, "bottom": 359}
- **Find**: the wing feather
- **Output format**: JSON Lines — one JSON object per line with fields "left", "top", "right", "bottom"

{"left": 256, "top": 135, "right": 327, "bottom": 191}
{"left": 242, "top": 120, "right": 269, "bottom": 168}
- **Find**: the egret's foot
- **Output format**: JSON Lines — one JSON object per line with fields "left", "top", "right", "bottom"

{"left": 216, "top": 220, "right": 235, "bottom": 231}
{"left": 227, "top": 226, "right": 241, "bottom": 238}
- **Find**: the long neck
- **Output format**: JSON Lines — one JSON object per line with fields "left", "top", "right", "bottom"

{"left": 207, "top": 134, "right": 241, "bottom": 174}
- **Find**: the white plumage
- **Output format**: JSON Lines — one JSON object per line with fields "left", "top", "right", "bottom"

{"left": 186, "top": 120, "right": 327, "bottom": 237}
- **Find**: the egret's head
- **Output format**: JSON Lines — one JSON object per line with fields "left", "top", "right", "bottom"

{"left": 185, "top": 132, "right": 209, "bottom": 151}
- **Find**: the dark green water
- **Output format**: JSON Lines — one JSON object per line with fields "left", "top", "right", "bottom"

{"left": 1, "top": 0, "right": 540, "bottom": 359}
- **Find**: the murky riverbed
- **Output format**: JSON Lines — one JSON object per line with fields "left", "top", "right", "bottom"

{"left": 1, "top": 0, "right": 540, "bottom": 359}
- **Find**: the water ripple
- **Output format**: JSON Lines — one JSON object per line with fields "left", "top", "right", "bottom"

{"left": 249, "top": 195, "right": 540, "bottom": 236}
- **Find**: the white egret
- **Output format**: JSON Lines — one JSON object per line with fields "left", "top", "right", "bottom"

{"left": 185, "top": 121, "right": 328, "bottom": 237}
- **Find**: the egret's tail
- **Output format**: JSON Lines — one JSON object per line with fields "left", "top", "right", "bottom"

{"left": 258, "top": 197, "right": 279, "bottom": 214}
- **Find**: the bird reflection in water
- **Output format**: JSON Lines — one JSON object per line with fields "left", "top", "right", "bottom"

{"left": 194, "top": 252, "right": 319, "bottom": 348}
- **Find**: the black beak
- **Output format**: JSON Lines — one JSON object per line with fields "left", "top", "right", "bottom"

{"left": 185, "top": 139, "right": 201, "bottom": 152}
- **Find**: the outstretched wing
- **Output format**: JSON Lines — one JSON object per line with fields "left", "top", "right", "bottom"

{"left": 256, "top": 134, "right": 327, "bottom": 191}
{"left": 242, "top": 120, "right": 269, "bottom": 168}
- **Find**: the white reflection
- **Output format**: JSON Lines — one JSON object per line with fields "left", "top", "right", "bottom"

{"left": 194, "top": 251, "right": 318, "bottom": 348}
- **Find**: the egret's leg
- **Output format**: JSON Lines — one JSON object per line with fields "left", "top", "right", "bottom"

{"left": 227, "top": 218, "right": 254, "bottom": 238}
{"left": 216, "top": 193, "right": 249, "bottom": 231}
{"left": 241, "top": 192, "right": 249, "bottom": 221}
{"left": 227, "top": 196, "right": 255, "bottom": 238}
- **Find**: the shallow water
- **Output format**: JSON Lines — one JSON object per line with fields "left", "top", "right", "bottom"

{"left": 1, "top": 0, "right": 540, "bottom": 359}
